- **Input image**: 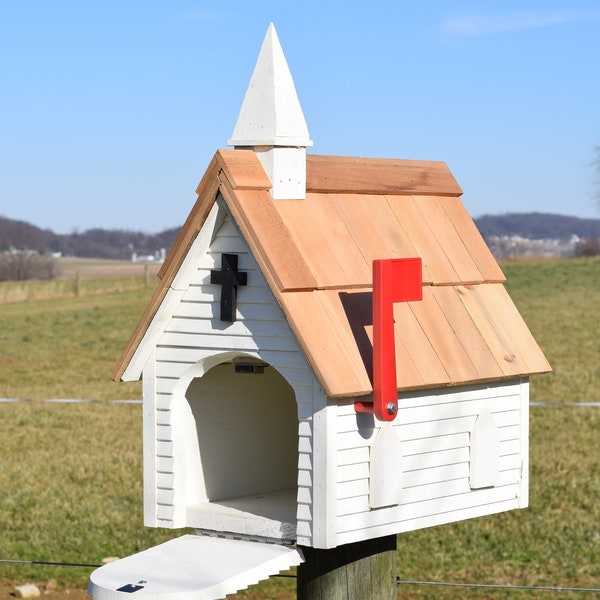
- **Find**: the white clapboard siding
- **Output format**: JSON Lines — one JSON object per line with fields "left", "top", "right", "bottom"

{"left": 145, "top": 206, "right": 318, "bottom": 544}
{"left": 403, "top": 432, "right": 470, "bottom": 456}
{"left": 332, "top": 381, "right": 527, "bottom": 546}
{"left": 181, "top": 281, "right": 276, "bottom": 305}
{"left": 164, "top": 315, "right": 296, "bottom": 338}
{"left": 337, "top": 455, "right": 522, "bottom": 517}
{"left": 336, "top": 483, "right": 521, "bottom": 544}
{"left": 156, "top": 456, "right": 174, "bottom": 472}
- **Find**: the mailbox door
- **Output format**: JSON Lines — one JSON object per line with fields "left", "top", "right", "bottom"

{"left": 89, "top": 534, "right": 303, "bottom": 600}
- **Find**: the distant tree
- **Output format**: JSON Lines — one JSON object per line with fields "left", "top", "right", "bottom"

{"left": 575, "top": 238, "right": 600, "bottom": 257}
{"left": 0, "top": 252, "right": 56, "bottom": 281}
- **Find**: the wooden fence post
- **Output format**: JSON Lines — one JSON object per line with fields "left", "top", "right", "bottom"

{"left": 74, "top": 270, "right": 81, "bottom": 297}
{"left": 297, "top": 535, "right": 397, "bottom": 600}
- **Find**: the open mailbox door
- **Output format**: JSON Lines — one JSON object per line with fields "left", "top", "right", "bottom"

{"left": 88, "top": 535, "right": 304, "bottom": 600}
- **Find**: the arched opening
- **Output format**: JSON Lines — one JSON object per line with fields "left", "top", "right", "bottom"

{"left": 183, "top": 358, "right": 298, "bottom": 541}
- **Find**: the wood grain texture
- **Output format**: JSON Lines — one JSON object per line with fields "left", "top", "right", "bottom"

{"left": 330, "top": 192, "right": 434, "bottom": 283}
{"left": 297, "top": 536, "right": 397, "bottom": 600}
{"left": 386, "top": 195, "right": 460, "bottom": 284}
{"left": 307, "top": 154, "right": 462, "bottom": 196}
{"left": 413, "top": 195, "right": 483, "bottom": 284}
{"left": 219, "top": 180, "right": 317, "bottom": 292}
{"left": 474, "top": 284, "right": 552, "bottom": 375}
{"left": 439, "top": 196, "right": 506, "bottom": 283}
{"left": 214, "top": 148, "right": 272, "bottom": 190}
{"left": 278, "top": 289, "right": 373, "bottom": 398}
{"left": 274, "top": 193, "right": 371, "bottom": 288}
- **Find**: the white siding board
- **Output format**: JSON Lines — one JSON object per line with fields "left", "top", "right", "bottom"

{"left": 338, "top": 479, "right": 370, "bottom": 500}
{"left": 298, "top": 469, "right": 312, "bottom": 488}
{"left": 336, "top": 382, "right": 523, "bottom": 415}
{"left": 401, "top": 463, "right": 469, "bottom": 489}
{"left": 157, "top": 456, "right": 174, "bottom": 472}
{"left": 163, "top": 316, "right": 295, "bottom": 339}
{"left": 397, "top": 382, "right": 523, "bottom": 408}
{"left": 157, "top": 332, "right": 278, "bottom": 352}
{"left": 182, "top": 282, "right": 277, "bottom": 305}
{"left": 298, "top": 453, "right": 312, "bottom": 471}
{"left": 175, "top": 301, "right": 280, "bottom": 321}
{"left": 157, "top": 472, "right": 175, "bottom": 489}
{"left": 499, "top": 439, "right": 521, "bottom": 456}
{"left": 157, "top": 441, "right": 174, "bottom": 457}
{"left": 297, "top": 503, "right": 312, "bottom": 522}
{"left": 209, "top": 235, "right": 248, "bottom": 254}
{"left": 336, "top": 482, "right": 520, "bottom": 535}
{"left": 403, "top": 433, "right": 470, "bottom": 456}
{"left": 336, "top": 498, "right": 522, "bottom": 546}
{"left": 156, "top": 361, "right": 192, "bottom": 379}
{"left": 156, "top": 504, "right": 175, "bottom": 521}
{"left": 403, "top": 447, "right": 469, "bottom": 472}
{"left": 298, "top": 432, "right": 312, "bottom": 454}
{"left": 156, "top": 378, "right": 178, "bottom": 395}
{"left": 156, "top": 394, "right": 171, "bottom": 411}
{"left": 338, "top": 447, "right": 370, "bottom": 467}
{"left": 338, "top": 462, "right": 370, "bottom": 483}
{"left": 297, "top": 487, "right": 312, "bottom": 505}
{"left": 296, "top": 521, "right": 312, "bottom": 540}
{"left": 173, "top": 302, "right": 215, "bottom": 320}
{"left": 157, "top": 489, "right": 175, "bottom": 505}
{"left": 156, "top": 424, "right": 172, "bottom": 441}
{"left": 156, "top": 343, "right": 302, "bottom": 362}
{"left": 336, "top": 398, "right": 520, "bottom": 434}
{"left": 156, "top": 410, "right": 171, "bottom": 426}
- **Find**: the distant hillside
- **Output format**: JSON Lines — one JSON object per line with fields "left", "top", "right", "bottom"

{"left": 474, "top": 212, "right": 600, "bottom": 241}
{"left": 1, "top": 212, "right": 599, "bottom": 261}
{"left": 0, "top": 216, "right": 180, "bottom": 260}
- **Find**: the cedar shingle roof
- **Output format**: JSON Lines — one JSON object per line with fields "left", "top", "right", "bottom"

{"left": 113, "top": 149, "right": 551, "bottom": 396}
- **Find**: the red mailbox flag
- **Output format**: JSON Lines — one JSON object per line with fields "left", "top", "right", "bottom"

{"left": 355, "top": 258, "right": 422, "bottom": 421}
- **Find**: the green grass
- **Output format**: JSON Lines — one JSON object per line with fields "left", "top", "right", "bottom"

{"left": 0, "top": 289, "right": 150, "bottom": 401}
{"left": 502, "top": 258, "right": 599, "bottom": 406}
{"left": 0, "top": 275, "right": 153, "bottom": 304}
{"left": 0, "top": 402, "right": 176, "bottom": 587}
{"left": 0, "top": 258, "right": 598, "bottom": 597}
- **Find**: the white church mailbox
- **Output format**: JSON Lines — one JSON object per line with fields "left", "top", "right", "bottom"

{"left": 89, "top": 23, "right": 550, "bottom": 600}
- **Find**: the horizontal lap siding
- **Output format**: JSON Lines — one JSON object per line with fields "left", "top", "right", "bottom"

{"left": 334, "top": 382, "right": 526, "bottom": 545}
{"left": 151, "top": 210, "right": 315, "bottom": 540}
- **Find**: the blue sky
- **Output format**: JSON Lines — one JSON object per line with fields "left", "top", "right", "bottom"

{"left": 1, "top": 1, "right": 599, "bottom": 233}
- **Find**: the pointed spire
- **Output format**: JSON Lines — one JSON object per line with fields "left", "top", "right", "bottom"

{"left": 228, "top": 24, "right": 312, "bottom": 200}
{"left": 229, "top": 23, "right": 312, "bottom": 148}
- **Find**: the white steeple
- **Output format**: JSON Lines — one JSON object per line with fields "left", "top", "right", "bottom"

{"left": 228, "top": 23, "right": 313, "bottom": 200}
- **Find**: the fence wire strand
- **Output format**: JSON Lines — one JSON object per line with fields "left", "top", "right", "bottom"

{"left": 2, "top": 558, "right": 599, "bottom": 592}
{"left": 0, "top": 558, "right": 101, "bottom": 568}
{"left": 398, "top": 578, "right": 600, "bottom": 593}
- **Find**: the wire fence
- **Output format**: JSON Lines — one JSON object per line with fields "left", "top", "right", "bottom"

{"left": 2, "top": 401, "right": 598, "bottom": 592}
{"left": 1, "top": 558, "right": 599, "bottom": 593}
{"left": 397, "top": 578, "right": 600, "bottom": 594}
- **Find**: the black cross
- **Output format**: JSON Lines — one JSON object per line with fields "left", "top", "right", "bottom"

{"left": 210, "top": 253, "right": 247, "bottom": 322}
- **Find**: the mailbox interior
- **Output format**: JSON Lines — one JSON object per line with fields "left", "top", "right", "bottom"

{"left": 183, "top": 362, "right": 298, "bottom": 541}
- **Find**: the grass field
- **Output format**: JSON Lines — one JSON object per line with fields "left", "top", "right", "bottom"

{"left": 0, "top": 257, "right": 598, "bottom": 598}
{"left": 0, "top": 258, "right": 161, "bottom": 304}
